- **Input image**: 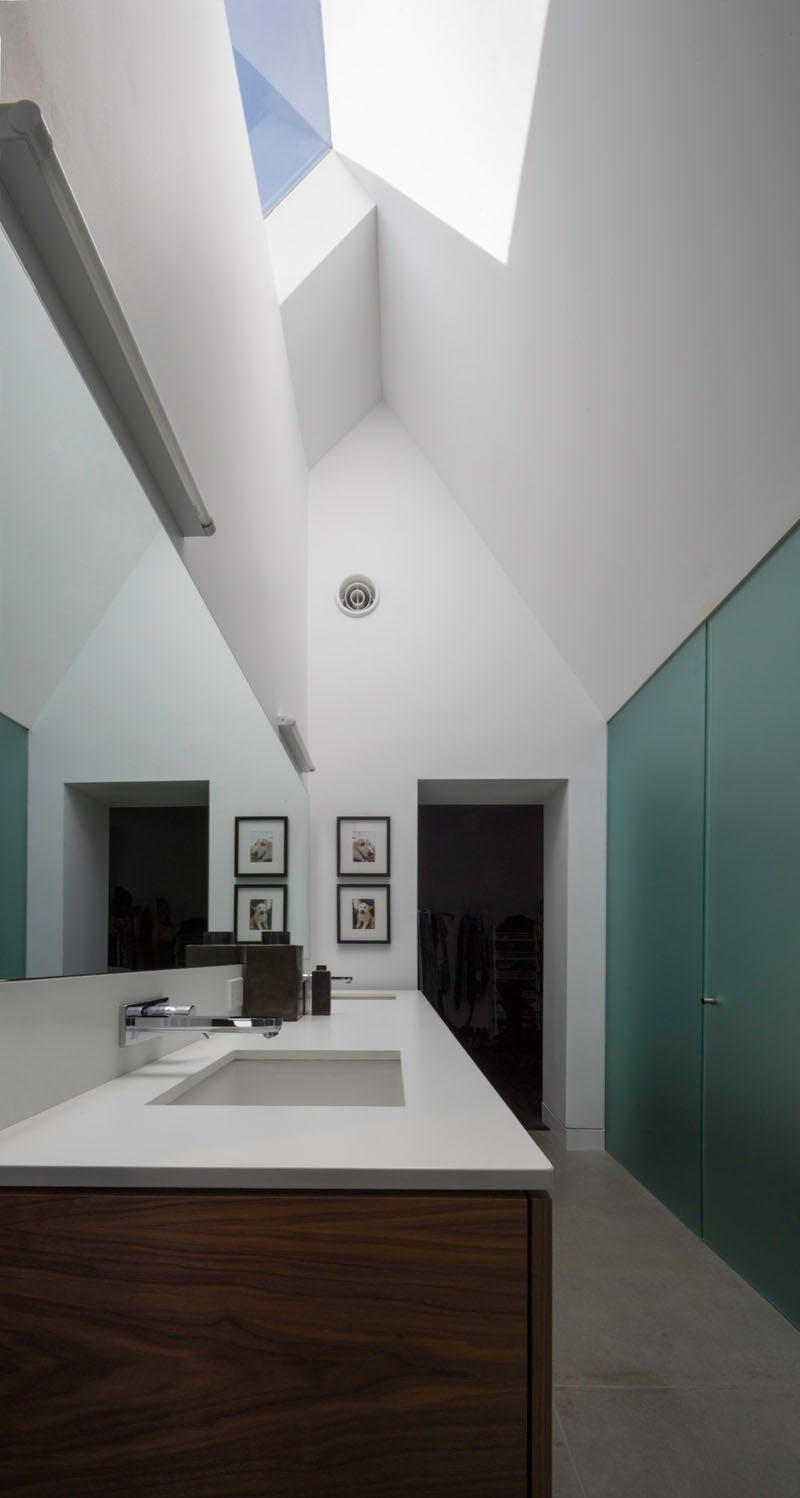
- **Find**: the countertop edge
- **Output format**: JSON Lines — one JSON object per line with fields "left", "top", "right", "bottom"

{"left": 0, "top": 1164, "right": 553, "bottom": 1190}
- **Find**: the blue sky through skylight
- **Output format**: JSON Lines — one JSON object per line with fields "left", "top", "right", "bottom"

{"left": 226, "top": 0, "right": 331, "bottom": 216}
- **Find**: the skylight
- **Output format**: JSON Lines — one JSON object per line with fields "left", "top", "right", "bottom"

{"left": 225, "top": 0, "right": 331, "bottom": 217}
{"left": 320, "top": 0, "right": 550, "bottom": 263}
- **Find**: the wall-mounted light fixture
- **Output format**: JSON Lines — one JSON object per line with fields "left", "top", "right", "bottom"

{"left": 278, "top": 716, "right": 315, "bottom": 773}
{"left": 0, "top": 100, "right": 215, "bottom": 538}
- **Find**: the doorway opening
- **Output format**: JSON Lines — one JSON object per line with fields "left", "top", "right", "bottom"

{"left": 109, "top": 804, "right": 208, "bottom": 971}
{"left": 418, "top": 780, "right": 555, "bottom": 1130}
{"left": 63, "top": 780, "right": 209, "bottom": 975}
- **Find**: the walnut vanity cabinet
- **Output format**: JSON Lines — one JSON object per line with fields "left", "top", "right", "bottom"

{"left": 0, "top": 1188, "right": 551, "bottom": 1498}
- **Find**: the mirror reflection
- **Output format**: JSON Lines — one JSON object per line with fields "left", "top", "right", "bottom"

{"left": 0, "top": 227, "right": 309, "bottom": 980}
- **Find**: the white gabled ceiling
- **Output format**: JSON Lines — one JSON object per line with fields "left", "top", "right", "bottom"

{"left": 3, "top": 1, "right": 798, "bottom": 729}
{"left": 290, "top": 0, "right": 800, "bottom": 720}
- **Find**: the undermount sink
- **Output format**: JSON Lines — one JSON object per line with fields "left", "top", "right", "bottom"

{"left": 150, "top": 1050, "right": 405, "bottom": 1108}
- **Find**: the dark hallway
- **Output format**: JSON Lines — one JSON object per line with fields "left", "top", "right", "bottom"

{"left": 418, "top": 801, "right": 543, "bottom": 1128}
{"left": 108, "top": 804, "right": 208, "bottom": 970}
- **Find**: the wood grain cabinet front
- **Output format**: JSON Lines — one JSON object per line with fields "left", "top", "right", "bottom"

{"left": 0, "top": 1188, "right": 551, "bottom": 1498}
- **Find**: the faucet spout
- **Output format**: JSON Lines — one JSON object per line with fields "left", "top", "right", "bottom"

{"left": 120, "top": 1000, "right": 283, "bottom": 1047}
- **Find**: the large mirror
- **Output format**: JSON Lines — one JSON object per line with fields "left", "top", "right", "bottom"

{"left": 0, "top": 223, "right": 309, "bottom": 980}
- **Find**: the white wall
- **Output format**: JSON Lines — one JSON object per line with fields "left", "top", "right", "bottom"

{"left": 27, "top": 532, "right": 309, "bottom": 977}
{"left": 279, "top": 206, "right": 381, "bottom": 467}
{"left": 0, "top": 0, "right": 309, "bottom": 732}
{"left": 63, "top": 789, "right": 109, "bottom": 976}
{"left": 264, "top": 153, "right": 382, "bottom": 468}
{"left": 309, "top": 406, "right": 606, "bottom": 1140}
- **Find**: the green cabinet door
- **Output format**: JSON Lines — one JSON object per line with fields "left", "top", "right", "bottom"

{"left": 607, "top": 628, "right": 706, "bottom": 1232}
{"left": 705, "top": 529, "right": 800, "bottom": 1326}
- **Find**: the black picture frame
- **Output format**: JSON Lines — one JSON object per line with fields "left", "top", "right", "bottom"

{"left": 234, "top": 815, "right": 288, "bottom": 877}
{"left": 336, "top": 884, "right": 391, "bottom": 944}
{"left": 336, "top": 816, "right": 391, "bottom": 877}
{"left": 234, "top": 883, "right": 288, "bottom": 941}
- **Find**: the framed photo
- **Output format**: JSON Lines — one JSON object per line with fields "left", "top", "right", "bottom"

{"left": 337, "top": 884, "right": 391, "bottom": 944}
{"left": 337, "top": 816, "right": 391, "bottom": 876}
{"left": 234, "top": 884, "right": 288, "bottom": 942}
{"left": 235, "top": 815, "right": 288, "bottom": 877}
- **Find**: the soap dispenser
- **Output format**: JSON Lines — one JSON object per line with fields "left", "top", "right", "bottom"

{"left": 311, "top": 964, "right": 332, "bottom": 1015}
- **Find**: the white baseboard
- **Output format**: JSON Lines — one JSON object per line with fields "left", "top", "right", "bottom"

{"left": 565, "top": 1127, "right": 605, "bottom": 1151}
{"left": 541, "top": 1103, "right": 605, "bottom": 1151}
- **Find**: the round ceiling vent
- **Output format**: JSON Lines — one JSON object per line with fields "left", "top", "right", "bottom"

{"left": 337, "top": 574, "right": 379, "bottom": 617}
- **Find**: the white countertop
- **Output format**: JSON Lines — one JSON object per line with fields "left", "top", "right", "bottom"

{"left": 0, "top": 992, "right": 553, "bottom": 1191}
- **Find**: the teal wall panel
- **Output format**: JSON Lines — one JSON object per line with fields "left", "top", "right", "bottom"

{"left": 606, "top": 629, "right": 706, "bottom": 1232}
{"left": 704, "top": 527, "right": 800, "bottom": 1327}
{"left": 0, "top": 711, "right": 28, "bottom": 980}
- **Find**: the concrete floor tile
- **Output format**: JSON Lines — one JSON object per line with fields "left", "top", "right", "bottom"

{"left": 556, "top": 1386, "right": 800, "bottom": 1498}
{"left": 536, "top": 1137, "right": 800, "bottom": 1388}
{"left": 553, "top": 1406, "right": 587, "bottom": 1498}
{"left": 553, "top": 1247, "right": 800, "bottom": 1387}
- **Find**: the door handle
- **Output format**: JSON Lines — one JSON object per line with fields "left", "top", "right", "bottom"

{"left": 702, "top": 995, "right": 721, "bottom": 1005}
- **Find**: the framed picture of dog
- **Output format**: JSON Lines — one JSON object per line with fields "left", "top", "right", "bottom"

{"left": 336, "top": 816, "right": 390, "bottom": 876}
{"left": 337, "top": 884, "right": 390, "bottom": 944}
{"left": 234, "top": 884, "right": 288, "bottom": 941}
{"left": 235, "top": 816, "right": 288, "bottom": 877}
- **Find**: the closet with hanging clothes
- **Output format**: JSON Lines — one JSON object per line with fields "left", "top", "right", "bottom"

{"left": 417, "top": 802, "right": 544, "bottom": 1128}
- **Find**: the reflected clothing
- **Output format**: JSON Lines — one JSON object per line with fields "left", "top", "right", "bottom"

{"left": 418, "top": 909, "right": 451, "bottom": 1014}
{"left": 453, "top": 913, "right": 491, "bottom": 1026}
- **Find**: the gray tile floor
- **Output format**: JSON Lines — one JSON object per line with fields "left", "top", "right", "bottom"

{"left": 535, "top": 1132, "right": 800, "bottom": 1498}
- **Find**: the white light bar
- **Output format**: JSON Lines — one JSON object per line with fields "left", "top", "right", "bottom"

{"left": 0, "top": 100, "right": 215, "bottom": 538}
{"left": 278, "top": 715, "right": 315, "bottom": 773}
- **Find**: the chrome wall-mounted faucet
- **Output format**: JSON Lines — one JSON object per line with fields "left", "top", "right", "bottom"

{"left": 120, "top": 1000, "right": 282, "bottom": 1047}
